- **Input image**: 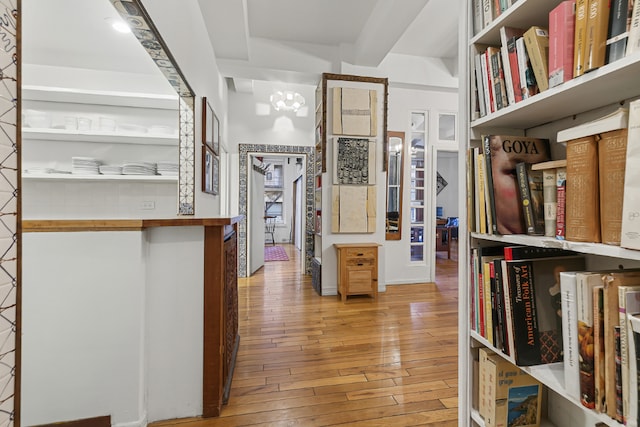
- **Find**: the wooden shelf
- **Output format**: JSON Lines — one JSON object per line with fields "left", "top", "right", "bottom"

{"left": 22, "top": 173, "right": 177, "bottom": 183}
{"left": 22, "top": 85, "right": 178, "bottom": 110}
{"left": 23, "top": 128, "right": 178, "bottom": 146}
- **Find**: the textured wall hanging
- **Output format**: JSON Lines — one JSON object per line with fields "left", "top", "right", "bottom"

{"left": 332, "top": 87, "right": 377, "bottom": 136}
{"left": 332, "top": 137, "right": 376, "bottom": 185}
{"left": 331, "top": 185, "right": 376, "bottom": 233}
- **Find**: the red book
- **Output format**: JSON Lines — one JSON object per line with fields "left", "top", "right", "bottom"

{"left": 507, "top": 36, "right": 523, "bottom": 103}
{"left": 484, "top": 47, "right": 498, "bottom": 113}
{"left": 549, "top": 1, "right": 576, "bottom": 88}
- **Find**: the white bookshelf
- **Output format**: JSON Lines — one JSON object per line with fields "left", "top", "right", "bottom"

{"left": 458, "top": 0, "right": 640, "bottom": 426}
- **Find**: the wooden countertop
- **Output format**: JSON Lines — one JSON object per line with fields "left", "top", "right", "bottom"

{"left": 22, "top": 216, "right": 244, "bottom": 232}
{"left": 333, "top": 242, "right": 381, "bottom": 248}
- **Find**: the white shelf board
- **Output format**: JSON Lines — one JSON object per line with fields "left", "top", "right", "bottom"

{"left": 470, "top": 232, "right": 640, "bottom": 261}
{"left": 23, "top": 128, "right": 178, "bottom": 146}
{"left": 469, "top": 54, "right": 640, "bottom": 131}
{"left": 22, "top": 85, "right": 179, "bottom": 110}
{"left": 470, "top": 408, "right": 557, "bottom": 427}
{"left": 22, "top": 173, "right": 178, "bottom": 183}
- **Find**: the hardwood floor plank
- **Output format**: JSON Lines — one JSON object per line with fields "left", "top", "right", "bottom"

{"left": 150, "top": 242, "right": 460, "bottom": 426}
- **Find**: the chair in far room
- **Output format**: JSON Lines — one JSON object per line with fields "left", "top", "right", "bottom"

{"left": 265, "top": 216, "right": 276, "bottom": 246}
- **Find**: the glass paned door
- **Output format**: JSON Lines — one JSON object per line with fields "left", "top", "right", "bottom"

{"left": 409, "top": 112, "right": 427, "bottom": 262}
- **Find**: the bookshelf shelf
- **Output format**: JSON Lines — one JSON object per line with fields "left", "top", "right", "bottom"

{"left": 460, "top": 0, "right": 640, "bottom": 426}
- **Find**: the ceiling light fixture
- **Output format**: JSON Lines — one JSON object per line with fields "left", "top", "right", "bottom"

{"left": 270, "top": 90, "right": 305, "bottom": 112}
{"left": 105, "top": 17, "right": 131, "bottom": 34}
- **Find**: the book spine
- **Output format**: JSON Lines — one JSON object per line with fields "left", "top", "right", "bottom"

{"left": 490, "top": 50, "right": 507, "bottom": 111}
{"left": 477, "top": 151, "right": 488, "bottom": 234}
{"left": 483, "top": 136, "right": 497, "bottom": 235}
{"left": 506, "top": 260, "right": 541, "bottom": 365}
{"left": 621, "top": 100, "right": 640, "bottom": 250}
{"left": 606, "top": 0, "right": 630, "bottom": 63}
{"left": 507, "top": 36, "right": 523, "bottom": 103}
{"left": 473, "top": 0, "right": 484, "bottom": 35}
{"left": 483, "top": 261, "right": 494, "bottom": 343}
{"left": 616, "top": 325, "right": 624, "bottom": 422}
{"left": 493, "top": 258, "right": 508, "bottom": 354}
{"left": 483, "top": 49, "right": 496, "bottom": 113}
{"left": 584, "top": 0, "right": 611, "bottom": 73}
{"left": 594, "top": 285, "right": 606, "bottom": 412}
{"left": 618, "top": 287, "right": 640, "bottom": 423}
{"left": 528, "top": 167, "right": 546, "bottom": 235}
{"left": 549, "top": 1, "right": 577, "bottom": 88}
{"left": 489, "top": 261, "right": 501, "bottom": 349}
{"left": 501, "top": 259, "right": 516, "bottom": 358}
{"left": 561, "top": 271, "right": 581, "bottom": 401}
{"left": 630, "top": 316, "right": 640, "bottom": 426}
{"left": 478, "top": 255, "right": 485, "bottom": 337}
{"left": 574, "top": 0, "right": 589, "bottom": 77}
{"left": 504, "top": 245, "right": 575, "bottom": 260}
{"left": 556, "top": 167, "right": 567, "bottom": 240}
{"left": 516, "top": 162, "right": 536, "bottom": 235}
{"left": 627, "top": 0, "right": 640, "bottom": 56}
{"left": 475, "top": 53, "right": 487, "bottom": 118}
{"left": 543, "top": 169, "right": 558, "bottom": 237}
{"left": 524, "top": 26, "right": 550, "bottom": 92}
{"left": 516, "top": 36, "right": 538, "bottom": 99}
{"left": 577, "top": 273, "right": 597, "bottom": 409}
{"left": 598, "top": 129, "right": 628, "bottom": 245}
{"left": 566, "top": 136, "right": 601, "bottom": 243}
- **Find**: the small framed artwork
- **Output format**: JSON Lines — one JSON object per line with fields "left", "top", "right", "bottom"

{"left": 212, "top": 155, "right": 219, "bottom": 195}
{"left": 202, "top": 145, "right": 215, "bottom": 195}
{"left": 212, "top": 113, "right": 220, "bottom": 156}
{"left": 202, "top": 96, "right": 219, "bottom": 154}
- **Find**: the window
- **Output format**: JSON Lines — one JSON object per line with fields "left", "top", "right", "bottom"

{"left": 409, "top": 111, "right": 428, "bottom": 262}
{"left": 264, "top": 162, "right": 285, "bottom": 222}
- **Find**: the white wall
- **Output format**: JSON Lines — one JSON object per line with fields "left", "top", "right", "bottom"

{"left": 384, "top": 86, "right": 458, "bottom": 285}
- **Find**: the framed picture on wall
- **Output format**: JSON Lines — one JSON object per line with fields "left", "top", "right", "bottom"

{"left": 202, "top": 145, "right": 216, "bottom": 195}
{"left": 202, "top": 96, "right": 219, "bottom": 153}
{"left": 212, "top": 113, "right": 220, "bottom": 155}
{"left": 212, "top": 155, "right": 219, "bottom": 195}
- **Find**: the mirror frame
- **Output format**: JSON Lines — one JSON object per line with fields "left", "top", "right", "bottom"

{"left": 386, "top": 131, "right": 405, "bottom": 240}
{"left": 110, "top": 0, "right": 196, "bottom": 215}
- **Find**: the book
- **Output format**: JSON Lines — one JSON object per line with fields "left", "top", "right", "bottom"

{"left": 556, "top": 166, "right": 567, "bottom": 240}
{"left": 482, "top": 0, "right": 494, "bottom": 29}
{"left": 467, "top": 149, "right": 476, "bottom": 233}
{"left": 483, "top": 136, "right": 498, "bottom": 234}
{"left": 628, "top": 313, "right": 640, "bottom": 426}
{"left": 504, "top": 245, "right": 577, "bottom": 260}
{"left": 484, "top": 135, "right": 551, "bottom": 235}
{"left": 594, "top": 285, "right": 607, "bottom": 413}
{"left": 493, "top": 257, "right": 509, "bottom": 354}
{"left": 475, "top": 52, "right": 487, "bottom": 118}
{"left": 627, "top": 0, "right": 640, "bottom": 56}
{"left": 523, "top": 26, "right": 550, "bottom": 92}
{"left": 574, "top": 0, "right": 589, "bottom": 77}
{"left": 560, "top": 271, "right": 580, "bottom": 401}
{"left": 483, "top": 47, "right": 497, "bottom": 113}
{"left": 476, "top": 149, "right": 488, "bottom": 234}
{"left": 490, "top": 48, "right": 508, "bottom": 111}
{"left": 549, "top": 1, "right": 577, "bottom": 88}
{"left": 621, "top": 99, "right": 640, "bottom": 250}
{"left": 618, "top": 286, "right": 640, "bottom": 422}
{"left": 507, "top": 36, "right": 523, "bottom": 103}
{"left": 473, "top": 0, "right": 484, "bottom": 35}
{"left": 584, "top": 0, "right": 612, "bottom": 73}
{"left": 598, "top": 128, "right": 629, "bottom": 245}
{"left": 515, "top": 162, "right": 545, "bottom": 235}
{"left": 500, "top": 26, "right": 526, "bottom": 105}
{"left": 616, "top": 325, "right": 624, "bottom": 422}
{"left": 575, "top": 271, "right": 605, "bottom": 409}
{"left": 516, "top": 36, "right": 539, "bottom": 99}
{"left": 565, "top": 135, "right": 601, "bottom": 243}
{"left": 557, "top": 106, "right": 629, "bottom": 142}
{"left": 531, "top": 159, "right": 568, "bottom": 170}
{"left": 505, "top": 255, "right": 586, "bottom": 366}
{"left": 603, "top": 270, "right": 640, "bottom": 419}
{"left": 606, "top": 0, "right": 632, "bottom": 63}
{"left": 479, "top": 347, "right": 543, "bottom": 427}
{"left": 542, "top": 169, "right": 557, "bottom": 237}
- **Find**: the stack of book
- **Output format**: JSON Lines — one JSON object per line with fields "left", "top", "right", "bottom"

{"left": 471, "top": 0, "right": 640, "bottom": 119}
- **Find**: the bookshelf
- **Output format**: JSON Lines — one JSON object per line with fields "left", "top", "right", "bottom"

{"left": 459, "top": 1, "right": 640, "bottom": 426}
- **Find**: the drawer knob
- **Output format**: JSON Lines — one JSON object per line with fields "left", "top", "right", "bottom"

{"left": 356, "top": 253, "right": 364, "bottom": 256}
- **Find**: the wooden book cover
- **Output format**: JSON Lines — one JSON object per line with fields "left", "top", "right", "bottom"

{"left": 574, "top": 0, "right": 589, "bottom": 77}
{"left": 516, "top": 162, "right": 545, "bottom": 236}
{"left": 485, "top": 135, "right": 550, "bottom": 235}
{"left": 549, "top": 1, "right": 576, "bottom": 88}
{"left": 598, "top": 128, "right": 628, "bottom": 245}
{"left": 480, "top": 347, "right": 543, "bottom": 427}
{"left": 566, "top": 136, "right": 601, "bottom": 243}
{"left": 621, "top": 99, "right": 640, "bottom": 250}
{"left": 523, "top": 26, "right": 550, "bottom": 92}
{"left": 603, "top": 271, "right": 640, "bottom": 418}
{"left": 584, "top": 0, "right": 611, "bottom": 73}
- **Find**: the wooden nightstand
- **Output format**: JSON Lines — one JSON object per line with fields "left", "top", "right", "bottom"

{"left": 333, "top": 243, "right": 380, "bottom": 303}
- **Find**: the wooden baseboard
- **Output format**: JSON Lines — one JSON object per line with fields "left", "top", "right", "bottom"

{"left": 34, "top": 415, "right": 111, "bottom": 427}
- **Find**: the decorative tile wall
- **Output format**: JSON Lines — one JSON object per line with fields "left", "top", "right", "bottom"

{"left": 1, "top": 1, "right": 17, "bottom": 424}
{"left": 238, "top": 144, "right": 314, "bottom": 277}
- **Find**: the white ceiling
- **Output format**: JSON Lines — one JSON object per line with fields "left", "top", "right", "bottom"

{"left": 23, "top": 0, "right": 460, "bottom": 92}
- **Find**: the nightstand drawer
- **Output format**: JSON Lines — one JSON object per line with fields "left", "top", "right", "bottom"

{"left": 346, "top": 258, "right": 375, "bottom": 267}
{"left": 344, "top": 247, "right": 376, "bottom": 259}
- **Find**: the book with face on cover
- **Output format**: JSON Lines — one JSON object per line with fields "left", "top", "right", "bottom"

{"left": 484, "top": 135, "right": 550, "bottom": 235}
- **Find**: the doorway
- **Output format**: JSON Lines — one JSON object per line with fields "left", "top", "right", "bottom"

{"left": 238, "top": 144, "right": 314, "bottom": 278}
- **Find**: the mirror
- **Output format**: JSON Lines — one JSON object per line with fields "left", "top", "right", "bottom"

{"left": 386, "top": 131, "right": 405, "bottom": 240}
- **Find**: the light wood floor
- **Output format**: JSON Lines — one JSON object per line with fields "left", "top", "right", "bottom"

{"left": 152, "top": 242, "right": 459, "bottom": 426}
